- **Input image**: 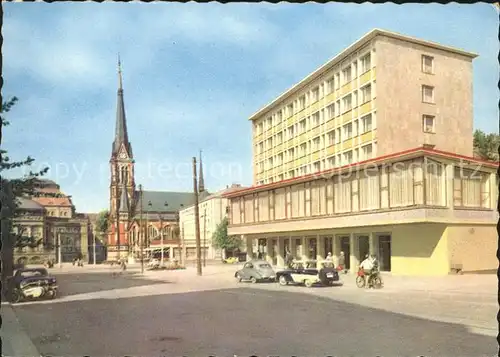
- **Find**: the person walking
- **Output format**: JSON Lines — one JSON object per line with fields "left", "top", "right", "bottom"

{"left": 337, "top": 251, "right": 346, "bottom": 274}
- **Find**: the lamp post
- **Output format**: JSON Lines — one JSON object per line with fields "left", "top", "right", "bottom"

{"left": 147, "top": 201, "right": 152, "bottom": 250}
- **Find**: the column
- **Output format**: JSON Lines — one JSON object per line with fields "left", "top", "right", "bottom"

{"left": 316, "top": 235, "right": 325, "bottom": 268}
{"left": 445, "top": 163, "right": 454, "bottom": 209}
{"left": 266, "top": 238, "right": 272, "bottom": 265}
{"left": 369, "top": 232, "right": 376, "bottom": 256}
{"left": 290, "top": 236, "right": 296, "bottom": 260}
{"left": 277, "top": 238, "right": 284, "bottom": 268}
{"left": 349, "top": 233, "right": 358, "bottom": 274}
{"left": 244, "top": 235, "right": 252, "bottom": 262}
{"left": 332, "top": 236, "right": 339, "bottom": 256}
{"left": 300, "top": 237, "right": 306, "bottom": 260}
{"left": 169, "top": 247, "right": 174, "bottom": 261}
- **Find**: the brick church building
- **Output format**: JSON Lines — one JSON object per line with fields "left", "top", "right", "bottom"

{"left": 107, "top": 61, "right": 209, "bottom": 261}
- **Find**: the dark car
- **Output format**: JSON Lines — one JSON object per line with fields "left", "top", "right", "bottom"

{"left": 276, "top": 261, "right": 340, "bottom": 287}
{"left": 8, "top": 268, "right": 58, "bottom": 303}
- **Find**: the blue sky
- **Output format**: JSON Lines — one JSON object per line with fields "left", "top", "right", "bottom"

{"left": 3, "top": 3, "right": 498, "bottom": 213}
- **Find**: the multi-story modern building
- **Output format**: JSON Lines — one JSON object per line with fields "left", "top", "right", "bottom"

{"left": 226, "top": 29, "right": 498, "bottom": 276}
{"left": 179, "top": 184, "right": 243, "bottom": 261}
{"left": 251, "top": 28, "right": 476, "bottom": 185}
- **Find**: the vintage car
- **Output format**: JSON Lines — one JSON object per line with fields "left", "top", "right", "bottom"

{"left": 276, "top": 261, "right": 341, "bottom": 288}
{"left": 8, "top": 268, "right": 58, "bottom": 303}
{"left": 234, "top": 260, "right": 276, "bottom": 283}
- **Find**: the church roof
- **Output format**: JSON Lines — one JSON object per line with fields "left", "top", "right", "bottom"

{"left": 134, "top": 190, "right": 210, "bottom": 213}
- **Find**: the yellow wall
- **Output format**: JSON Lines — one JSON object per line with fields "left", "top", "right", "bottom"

{"left": 446, "top": 225, "right": 497, "bottom": 273}
{"left": 391, "top": 223, "right": 449, "bottom": 276}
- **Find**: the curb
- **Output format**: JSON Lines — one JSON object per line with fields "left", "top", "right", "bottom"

{"left": 1, "top": 303, "right": 41, "bottom": 357}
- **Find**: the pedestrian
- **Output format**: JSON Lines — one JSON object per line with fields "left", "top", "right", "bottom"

{"left": 337, "top": 251, "right": 346, "bottom": 274}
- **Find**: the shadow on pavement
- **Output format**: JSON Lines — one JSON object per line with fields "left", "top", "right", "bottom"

{"left": 13, "top": 286, "right": 495, "bottom": 357}
{"left": 51, "top": 272, "right": 170, "bottom": 297}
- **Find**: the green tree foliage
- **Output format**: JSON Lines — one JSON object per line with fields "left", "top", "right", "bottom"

{"left": 1, "top": 97, "right": 49, "bottom": 285}
{"left": 211, "top": 216, "right": 241, "bottom": 252}
{"left": 473, "top": 129, "right": 499, "bottom": 161}
{"left": 95, "top": 210, "right": 110, "bottom": 234}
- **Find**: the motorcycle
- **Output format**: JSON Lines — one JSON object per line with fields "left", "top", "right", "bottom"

{"left": 356, "top": 267, "right": 383, "bottom": 289}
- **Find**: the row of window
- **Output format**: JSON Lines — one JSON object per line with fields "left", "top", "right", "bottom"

{"left": 256, "top": 52, "right": 373, "bottom": 134}
{"left": 256, "top": 85, "right": 374, "bottom": 151}
{"left": 257, "top": 143, "right": 374, "bottom": 185}
{"left": 256, "top": 112, "right": 374, "bottom": 160}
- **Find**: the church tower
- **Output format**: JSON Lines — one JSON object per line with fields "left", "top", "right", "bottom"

{"left": 109, "top": 57, "right": 135, "bottom": 257}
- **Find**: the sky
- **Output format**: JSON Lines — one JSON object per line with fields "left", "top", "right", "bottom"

{"left": 3, "top": 3, "right": 498, "bottom": 214}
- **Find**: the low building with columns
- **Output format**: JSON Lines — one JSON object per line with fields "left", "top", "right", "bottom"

{"left": 225, "top": 147, "right": 498, "bottom": 276}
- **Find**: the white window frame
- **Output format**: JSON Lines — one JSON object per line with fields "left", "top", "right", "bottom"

{"left": 422, "top": 115, "right": 435, "bottom": 133}
{"left": 362, "top": 143, "right": 373, "bottom": 160}
{"left": 343, "top": 123, "right": 353, "bottom": 140}
{"left": 361, "top": 114, "right": 373, "bottom": 133}
{"left": 342, "top": 94, "right": 352, "bottom": 112}
{"left": 422, "top": 85, "right": 435, "bottom": 104}
{"left": 422, "top": 55, "right": 434, "bottom": 74}
{"left": 360, "top": 53, "right": 371, "bottom": 73}
{"left": 342, "top": 66, "right": 352, "bottom": 84}
{"left": 361, "top": 84, "right": 372, "bottom": 104}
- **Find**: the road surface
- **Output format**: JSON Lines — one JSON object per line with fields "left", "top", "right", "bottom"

{"left": 11, "top": 271, "right": 496, "bottom": 357}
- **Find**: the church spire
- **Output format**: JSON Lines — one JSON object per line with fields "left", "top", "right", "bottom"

{"left": 198, "top": 149, "right": 205, "bottom": 193}
{"left": 112, "top": 56, "right": 132, "bottom": 158}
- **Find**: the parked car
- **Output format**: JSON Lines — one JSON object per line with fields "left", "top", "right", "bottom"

{"left": 276, "top": 261, "right": 340, "bottom": 288}
{"left": 234, "top": 260, "right": 276, "bottom": 283}
{"left": 222, "top": 257, "right": 239, "bottom": 264}
{"left": 8, "top": 268, "right": 58, "bottom": 303}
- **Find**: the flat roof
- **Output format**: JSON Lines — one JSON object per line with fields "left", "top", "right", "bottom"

{"left": 249, "top": 28, "right": 478, "bottom": 122}
{"left": 223, "top": 146, "right": 497, "bottom": 198}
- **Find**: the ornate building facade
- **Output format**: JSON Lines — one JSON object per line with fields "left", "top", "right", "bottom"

{"left": 13, "top": 179, "right": 91, "bottom": 265}
{"left": 107, "top": 61, "right": 209, "bottom": 261}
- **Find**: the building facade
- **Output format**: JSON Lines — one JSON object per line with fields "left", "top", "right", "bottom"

{"left": 226, "top": 148, "right": 498, "bottom": 275}
{"left": 227, "top": 29, "right": 497, "bottom": 276}
{"left": 179, "top": 184, "right": 244, "bottom": 261}
{"left": 106, "top": 61, "right": 209, "bottom": 261}
{"left": 251, "top": 29, "right": 476, "bottom": 185}
{"left": 13, "top": 179, "right": 90, "bottom": 265}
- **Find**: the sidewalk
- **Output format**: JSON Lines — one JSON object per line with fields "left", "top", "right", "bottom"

{"left": 1, "top": 304, "right": 41, "bottom": 357}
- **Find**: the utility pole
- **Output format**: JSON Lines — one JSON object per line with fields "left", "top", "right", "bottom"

{"left": 203, "top": 208, "right": 207, "bottom": 267}
{"left": 139, "top": 184, "right": 144, "bottom": 275}
{"left": 192, "top": 157, "right": 202, "bottom": 276}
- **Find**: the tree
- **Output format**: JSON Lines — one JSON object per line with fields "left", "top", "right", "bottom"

{"left": 1, "top": 96, "right": 49, "bottom": 288}
{"left": 95, "top": 210, "right": 110, "bottom": 234}
{"left": 211, "top": 217, "right": 241, "bottom": 256}
{"left": 473, "top": 129, "right": 499, "bottom": 162}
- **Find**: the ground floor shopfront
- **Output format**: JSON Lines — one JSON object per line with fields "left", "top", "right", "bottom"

{"left": 240, "top": 222, "right": 497, "bottom": 276}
